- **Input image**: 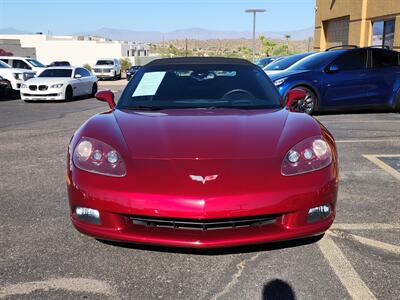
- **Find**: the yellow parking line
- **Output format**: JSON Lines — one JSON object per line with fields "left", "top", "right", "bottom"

{"left": 350, "top": 234, "right": 400, "bottom": 254}
{"left": 331, "top": 223, "right": 400, "bottom": 230}
{"left": 363, "top": 154, "right": 400, "bottom": 181}
{"left": 318, "top": 234, "right": 377, "bottom": 299}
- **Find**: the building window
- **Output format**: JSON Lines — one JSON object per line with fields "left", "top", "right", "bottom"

{"left": 372, "top": 19, "right": 395, "bottom": 49}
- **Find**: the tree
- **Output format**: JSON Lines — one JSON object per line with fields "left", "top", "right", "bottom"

{"left": 272, "top": 44, "right": 290, "bottom": 56}
{"left": 259, "top": 35, "right": 276, "bottom": 57}
{"left": 83, "top": 63, "right": 92, "bottom": 72}
{"left": 120, "top": 58, "right": 132, "bottom": 72}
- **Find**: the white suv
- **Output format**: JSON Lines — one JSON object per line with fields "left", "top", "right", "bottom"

{"left": 0, "top": 60, "right": 36, "bottom": 95}
{"left": 0, "top": 56, "right": 47, "bottom": 76}
{"left": 92, "top": 58, "right": 121, "bottom": 80}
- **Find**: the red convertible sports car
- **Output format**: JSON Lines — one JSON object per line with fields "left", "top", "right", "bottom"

{"left": 67, "top": 57, "right": 339, "bottom": 248}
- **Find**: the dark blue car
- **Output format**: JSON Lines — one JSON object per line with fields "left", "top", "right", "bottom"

{"left": 268, "top": 47, "right": 400, "bottom": 114}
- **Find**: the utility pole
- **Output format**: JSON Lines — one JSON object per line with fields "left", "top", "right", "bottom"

{"left": 185, "top": 38, "right": 188, "bottom": 57}
{"left": 245, "top": 9, "right": 266, "bottom": 62}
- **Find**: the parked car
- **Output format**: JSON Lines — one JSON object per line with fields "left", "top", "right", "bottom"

{"left": 269, "top": 47, "right": 400, "bottom": 114}
{"left": 126, "top": 66, "right": 141, "bottom": 80}
{"left": 92, "top": 58, "right": 121, "bottom": 80}
{"left": 48, "top": 61, "right": 71, "bottom": 67}
{"left": 0, "top": 59, "right": 36, "bottom": 95}
{"left": 67, "top": 57, "right": 338, "bottom": 248}
{"left": 0, "top": 56, "right": 47, "bottom": 75}
{"left": 264, "top": 52, "right": 315, "bottom": 75}
{"left": 255, "top": 56, "right": 282, "bottom": 68}
{"left": 0, "top": 75, "right": 10, "bottom": 99}
{"left": 20, "top": 67, "right": 97, "bottom": 101}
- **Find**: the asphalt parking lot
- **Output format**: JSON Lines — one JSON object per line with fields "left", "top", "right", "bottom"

{"left": 0, "top": 81, "right": 399, "bottom": 300}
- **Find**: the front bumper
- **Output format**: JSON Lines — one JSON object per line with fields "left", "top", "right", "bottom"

{"left": 20, "top": 88, "right": 64, "bottom": 100}
{"left": 67, "top": 167, "right": 338, "bottom": 248}
{"left": 93, "top": 71, "right": 115, "bottom": 79}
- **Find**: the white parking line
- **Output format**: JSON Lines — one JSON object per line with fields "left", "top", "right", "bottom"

{"left": 331, "top": 231, "right": 400, "bottom": 255}
{"left": 0, "top": 278, "right": 116, "bottom": 298}
{"left": 318, "top": 234, "right": 377, "bottom": 300}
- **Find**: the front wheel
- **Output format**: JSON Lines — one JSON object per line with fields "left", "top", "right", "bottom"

{"left": 64, "top": 85, "right": 73, "bottom": 101}
{"left": 90, "top": 83, "right": 98, "bottom": 97}
{"left": 287, "top": 86, "right": 318, "bottom": 115}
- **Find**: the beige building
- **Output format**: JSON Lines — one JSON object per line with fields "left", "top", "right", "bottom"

{"left": 314, "top": 0, "right": 400, "bottom": 51}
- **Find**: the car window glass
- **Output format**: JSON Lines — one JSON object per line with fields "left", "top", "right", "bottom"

{"left": 372, "top": 49, "right": 399, "bottom": 68}
{"left": 332, "top": 50, "right": 367, "bottom": 71}
{"left": 0, "top": 60, "right": 11, "bottom": 68}
{"left": 13, "top": 60, "right": 31, "bottom": 69}
{"left": 81, "top": 68, "right": 91, "bottom": 77}
{"left": 0, "top": 59, "right": 9, "bottom": 65}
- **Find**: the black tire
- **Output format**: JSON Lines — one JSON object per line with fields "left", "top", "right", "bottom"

{"left": 118, "top": 71, "right": 122, "bottom": 80}
{"left": 288, "top": 86, "right": 319, "bottom": 115}
{"left": 395, "top": 90, "right": 400, "bottom": 113}
{"left": 90, "top": 83, "right": 98, "bottom": 97}
{"left": 65, "top": 85, "right": 73, "bottom": 101}
{"left": 113, "top": 71, "right": 117, "bottom": 80}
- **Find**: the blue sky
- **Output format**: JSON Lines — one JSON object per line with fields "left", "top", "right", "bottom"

{"left": 0, "top": 0, "right": 315, "bottom": 34}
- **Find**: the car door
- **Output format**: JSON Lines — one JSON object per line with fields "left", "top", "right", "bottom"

{"left": 321, "top": 49, "right": 373, "bottom": 108}
{"left": 80, "top": 68, "right": 93, "bottom": 94}
{"left": 72, "top": 68, "right": 85, "bottom": 96}
{"left": 367, "top": 48, "right": 400, "bottom": 106}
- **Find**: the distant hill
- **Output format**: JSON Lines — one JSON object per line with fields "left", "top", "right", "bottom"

{"left": 79, "top": 27, "right": 314, "bottom": 42}
{"left": 0, "top": 27, "right": 30, "bottom": 35}
{"left": 0, "top": 26, "right": 314, "bottom": 42}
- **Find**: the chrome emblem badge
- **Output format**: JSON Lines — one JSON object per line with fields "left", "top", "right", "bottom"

{"left": 189, "top": 175, "right": 218, "bottom": 184}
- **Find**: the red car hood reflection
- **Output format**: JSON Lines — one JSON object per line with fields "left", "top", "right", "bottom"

{"left": 114, "top": 108, "right": 288, "bottom": 160}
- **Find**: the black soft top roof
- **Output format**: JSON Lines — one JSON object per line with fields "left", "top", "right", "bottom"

{"left": 146, "top": 57, "right": 255, "bottom": 67}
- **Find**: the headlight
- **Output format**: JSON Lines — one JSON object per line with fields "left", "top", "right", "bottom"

{"left": 21, "top": 83, "right": 27, "bottom": 88}
{"left": 73, "top": 137, "right": 126, "bottom": 177}
{"left": 13, "top": 73, "right": 23, "bottom": 80}
{"left": 281, "top": 136, "right": 332, "bottom": 176}
{"left": 51, "top": 83, "right": 63, "bottom": 88}
{"left": 274, "top": 77, "right": 287, "bottom": 86}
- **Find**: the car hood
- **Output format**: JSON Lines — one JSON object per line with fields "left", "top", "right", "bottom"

{"left": 24, "top": 77, "right": 72, "bottom": 85}
{"left": 113, "top": 108, "right": 294, "bottom": 160}
{"left": 267, "top": 69, "right": 310, "bottom": 81}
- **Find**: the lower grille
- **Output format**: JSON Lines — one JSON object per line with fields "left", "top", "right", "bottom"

{"left": 130, "top": 214, "right": 279, "bottom": 231}
{"left": 22, "top": 93, "right": 59, "bottom": 97}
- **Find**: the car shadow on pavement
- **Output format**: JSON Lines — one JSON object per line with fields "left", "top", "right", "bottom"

{"left": 262, "top": 279, "right": 296, "bottom": 300}
{"left": 96, "top": 234, "right": 324, "bottom": 255}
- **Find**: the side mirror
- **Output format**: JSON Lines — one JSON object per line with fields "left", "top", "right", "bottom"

{"left": 74, "top": 74, "right": 82, "bottom": 79}
{"left": 95, "top": 90, "right": 116, "bottom": 109}
{"left": 286, "top": 89, "right": 307, "bottom": 112}
{"left": 327, "top": 64, "right": 339, "bottom": 73}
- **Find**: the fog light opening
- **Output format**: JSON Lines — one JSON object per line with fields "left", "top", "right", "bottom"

{"left": 307, "top": 204, "right": 332, "bottom": 223}
{"left": 75, "top": 206, "right": 100, "bottom": 224}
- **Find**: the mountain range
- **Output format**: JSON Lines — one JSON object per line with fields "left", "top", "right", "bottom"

{"left": 0, "top": 27, "right": 314, "bottom": 42}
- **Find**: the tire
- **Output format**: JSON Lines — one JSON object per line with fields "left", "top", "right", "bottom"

{"left": 288, "top": 86, "right": 319, "bottom": 115}
{"left": 113, "top": 71, "right": 117, "bottom": 80}
{"left": 90, "top": 83, "right": 98, "bottom": 97}
{"left": 64, "top": 85, "right": 73, "bottom": 101}
{"left": 395, "top": 90, "right": 400, "bottom": 113}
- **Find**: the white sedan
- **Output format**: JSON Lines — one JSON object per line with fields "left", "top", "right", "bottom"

{"left": 20, "top": 67, "right": 98, "bottom": 101}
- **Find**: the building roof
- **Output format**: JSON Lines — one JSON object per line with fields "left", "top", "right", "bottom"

{"left": 146, "top": 57, "right": 254, "bottom": 67}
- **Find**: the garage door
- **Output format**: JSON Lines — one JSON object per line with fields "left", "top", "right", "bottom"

{"left": 324, "top": 17, "right": 350, "bottom": 48}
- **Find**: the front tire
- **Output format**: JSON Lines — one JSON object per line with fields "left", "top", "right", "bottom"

{"left": 90, "top": 83, "right": 98, "bottom": 97}
{"left": 288, "top": 86, "right": 318, "bottom": 115}
{"left": 65, "top": 85, "right": 73, "bottom": 101}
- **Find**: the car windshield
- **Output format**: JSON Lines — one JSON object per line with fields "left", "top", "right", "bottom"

{"left": 39, "top": 69, "right": 72, "bottom": 77}
{"left": 264, "top": 53, "right": 313, "bottom": 71}
{"left": 27, "top": 59, "right": 45, "bottom": 68}
{"left": 118, "top": 64, "right": 281, "bottom": 110}
{"left": 96, "top": 60, "right": 114, "bottom": 65}
{"left": 0, "top": 60, "right": 11, "bottom": 69}
{"left": 289, "top": 51, "right": 343, "bottom": 70}
{"left": 51, "top": 61, "right": 70, "bottom": 66}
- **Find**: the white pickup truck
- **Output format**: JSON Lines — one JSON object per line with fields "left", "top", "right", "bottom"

{"left": 92, "top": 58, "right": 121, "bottom": 80}
{"left": 0, "top": 60, "right": 35, "bottom": 97}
